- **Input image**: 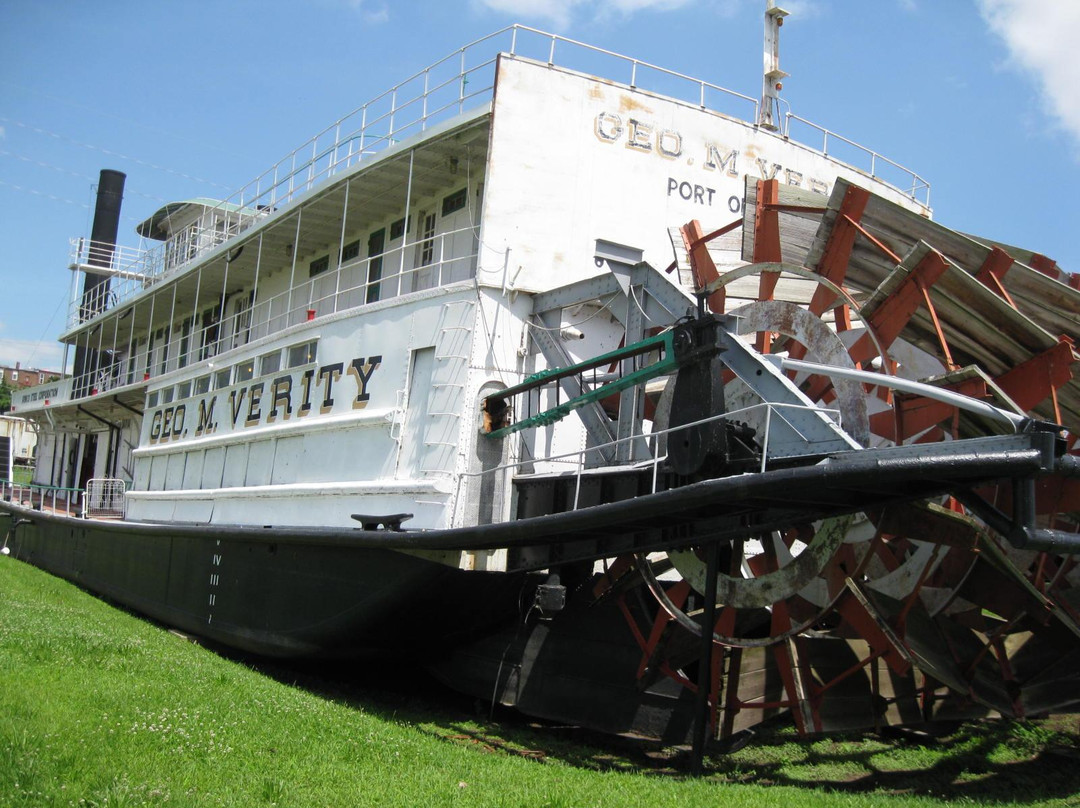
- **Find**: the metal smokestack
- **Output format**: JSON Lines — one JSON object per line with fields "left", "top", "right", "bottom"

{"left": 73, "top": 169, "right": 126, "bottom": 395}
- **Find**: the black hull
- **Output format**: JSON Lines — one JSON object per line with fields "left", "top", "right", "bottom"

{"left": 0, "top": 502, "right": 530, "bottom": 659}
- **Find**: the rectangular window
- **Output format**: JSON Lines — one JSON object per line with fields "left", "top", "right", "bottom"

{"left": 309, "top": 255, "right": 330, "bottom": 278}
{"left": 235, "top": 358, "right": 255, "bottom": 383}
{"left": 418, "top": 210, "right": 436, "bottom": 266}
{"left": 231, "top": 291, "right": 253, "bottom": 350}
{"left": 161, "top": 386, "right": 175, "bottom": 404}
{"left": 178, "top": 318, "right": 192, "bottom": 369}
{"left": 366, "top": 228, "right": 385, "bottom": 304}
{"left": 260, "top": 350, "right": 281, "bottom": 376}
{"left": 194, "top": 375, "right": 211, "bottom": 395}
{"left": 287, "top": 340, "right": 318, "bottom": 368}
{"left": 177, "top": 381, "right": 192, "bottom": 400}
{"left": 156, "top": 326, "right": 171, "bottom": 375}
{"left": 147, "top": 391, "right": 159, "bottom": 408}
{"left": 214, "top": 367, "right": 232, "bottom": 390}
{"left": 390, "top": 217, "right": 407, "bottom": 240}
{"left": 341, "top": 240, "right": 360, "bottom": 262}
{"left": 200, "top": 307, "right": 220, "bottom": 361}
{"left": 441, "top": 187, "right": 467, "bottom": 217}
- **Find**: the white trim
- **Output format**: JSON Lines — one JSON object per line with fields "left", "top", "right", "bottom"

{"left": 132, "top": 406, "right": 396, "bottom": 456}
{"left": 125, "top": 478, "right": 452, "bottom": 501}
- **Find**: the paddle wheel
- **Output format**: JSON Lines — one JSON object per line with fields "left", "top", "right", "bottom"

{"left": 582, "top": 178, "right": 1080, "bottom": 739}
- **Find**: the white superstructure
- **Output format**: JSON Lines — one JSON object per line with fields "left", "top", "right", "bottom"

{"left": 11, "top": 26, "right": 930, "bottom": 549}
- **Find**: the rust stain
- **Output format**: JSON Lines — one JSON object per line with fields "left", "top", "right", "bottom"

{"left": 589, "top": 84, "right": 604, "bottom": 100}
{"left": 618, "top": 93, "right": 654, "bottom": 115}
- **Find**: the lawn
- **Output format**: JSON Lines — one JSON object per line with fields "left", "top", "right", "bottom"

{"left": 1, "top": 555, "right": 1078, "bottom": 807}
{"left": 10, "top": 465, "right": 33, "bottom": 485}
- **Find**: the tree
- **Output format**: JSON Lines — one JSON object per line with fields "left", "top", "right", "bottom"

{"left": 0, "top": 379, "right": 12, "bottom": 414}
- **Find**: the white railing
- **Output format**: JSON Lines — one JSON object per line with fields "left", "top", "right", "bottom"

{"left": 785, "top": 113, "right": 931, "bottom": 207}
{"left": 64, "top": 25, "right": 929, "bottom": 333}
{"left": 452, "top": 398, "right": 844, "bottom": 526}
{"left": 66, "top": 210, "right": 261, "bottom": 329}
{"left": 82, "top": 478, "right": 127, "bottom": 519}
{"left": 1, "top": 479, "right": 81, "bottom": 517}
{"left": 66, "top": 225, "right": 482, "bottom": 399}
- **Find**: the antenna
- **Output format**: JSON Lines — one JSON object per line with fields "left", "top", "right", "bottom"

{"left": 758, "top": 0, "right": 790, "bottom": 131}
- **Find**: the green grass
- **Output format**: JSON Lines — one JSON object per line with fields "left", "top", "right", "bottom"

{"left": 10, "top": 465, "right": 32, "bottom": 485}
{"left": 1, "top": 556, "right": 1078, "bottom": 808}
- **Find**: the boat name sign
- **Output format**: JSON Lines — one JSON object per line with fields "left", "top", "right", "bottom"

{"left": 147, "top": 357, "right": 381, "bottom": 445}
{"left": 594, "top": 110, "right": 832, "bottom": 206}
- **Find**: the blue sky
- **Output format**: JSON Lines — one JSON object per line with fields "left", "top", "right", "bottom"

{"left": 1, "top": 0, "right": 1077, "bottom": 370}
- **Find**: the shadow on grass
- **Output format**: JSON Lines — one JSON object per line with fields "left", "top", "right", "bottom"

{"left": 237, "top": 651, "right": 1080, "bottom": 803}
{"left": 707, "top": 722, "right": 1080, "bottom": 803}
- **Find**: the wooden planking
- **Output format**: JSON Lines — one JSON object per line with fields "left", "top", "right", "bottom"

{"left": 741, "top": 177, "right": 828, "bottom": 269}
{"left": 862, "top": 243, "right": 1060, "bottom": 372}
{"left": 860, "top": 241, "right": 1080, "bottom": 426}
{"left": 808, "top": 179, "right": 1080, "bottom": 342}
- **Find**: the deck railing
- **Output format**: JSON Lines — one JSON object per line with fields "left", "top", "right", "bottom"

{"left": 64, "top": 24, "right": 929, "bottom": 332}
{"left": 1, "top": 480, "right": 83, "bottom": 518}
{"left": 452, "top": 398, "right": 844, "bottom": 527}
{"left": 67, "top": 225, "right": 482, "bottom": 400}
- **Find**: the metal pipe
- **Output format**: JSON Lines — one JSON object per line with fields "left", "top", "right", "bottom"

{"left": 777, "top": 357, "right": 1028, "bottom": 430}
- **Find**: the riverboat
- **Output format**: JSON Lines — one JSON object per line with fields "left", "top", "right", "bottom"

{"left": 5, "top": 10, "right": 1080, "bottom": 743}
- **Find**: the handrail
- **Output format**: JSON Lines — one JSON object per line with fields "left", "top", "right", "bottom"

{"left": 785, "top": 113, "right": 931, "bottom": 207}
{"left": 452, "top": 398, "right": 844, "bottom": 526}
{"left": 62, "top": 223, "right": 487, "bottom": 402}
{"left": 1, "top": 479, "right": 84, "bottom": 518}
{"left": 64, "top": 25, "right": 930, "bottom": 333}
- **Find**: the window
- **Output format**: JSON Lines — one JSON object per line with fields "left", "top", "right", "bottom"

{"left": 200, "top": 306, "right": 220, "bottom": 361}
{"left": 260, "top": 350, "right": 281, "bottom": 376}
{"left": 231, "top": 291, "right": 253, "bottom": 350}
{"left": 147, "top": 391, "right": 159, "bottom": 408}
{"left": 390, "top": 217, "right": 407, "bottom": 240}
{"left": 214, "top": 367, "right": 232, "bottom": 390}
{"left": 309, "top": 255, "right": 330, "bottom": 278}
{"left": 38, "top": 372, "right": 44, "bottom": 384}
{"left": 194, "top": 375, "right": 211, "bottom": 395}
{"left": 366, "top": 228, "right": 385, "bottom": 304}
{"left": 341, "top": 240, "right": 360, "bottom": 262}
{"left": 287, "top": 340, "right": 318, "bottom": 368}
{"left": 161, "top": 386, "right": 175, "bottom": 404}
{"left": 235, "top": 359, "right": 255, "bottom": 383}
{"left": 442, "top": 187, "right": 467, "bottom": 217}
{"left": 177, "top": 381, "right": 192, "bottom": 400}
{"left": 10, "top": 371, "right": 17, "bottom": 382}
{"left": 418, "top": 210, "right": 436, "bottom": 266}
{"left": 178, "top": 318, "right": 192, "bottom": 369}
{"left": 154, "top": 326, "right": 171, "bottom": 375}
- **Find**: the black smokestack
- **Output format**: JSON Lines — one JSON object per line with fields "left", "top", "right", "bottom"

{"left": 73, "top": 169, "right": 126, "bottom": 395}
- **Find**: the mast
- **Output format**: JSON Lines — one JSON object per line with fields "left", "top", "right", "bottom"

{"left": 758, "top": 0, "right": 790, "bottom": 131}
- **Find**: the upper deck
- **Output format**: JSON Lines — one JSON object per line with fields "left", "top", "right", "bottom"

{"left": 17, "top": 24, "right": 931, "bottom": 419}
{"left": 59, "top": 25, "right": 929, "bottom": 335}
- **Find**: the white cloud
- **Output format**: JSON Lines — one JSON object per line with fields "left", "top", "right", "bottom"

{"left": 0, "top": 338, "right": 66, "bottom": 372}
{"left": 779, "top": 0, "right": 823, "bottom": 18}
{"left": 363, "top": 6, "right": 389, "bottom": 23}
{"left": 475, "top": 0, "right": 587, "bottom": 28}
{"left": 318, "top": 0, "right": 389, "bottom": 23}
{"left": 473, "top": 0, "right": 754, "bottom": 28}
{"left": 977, "top": 0, "right": 1080, "bottom": 145}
